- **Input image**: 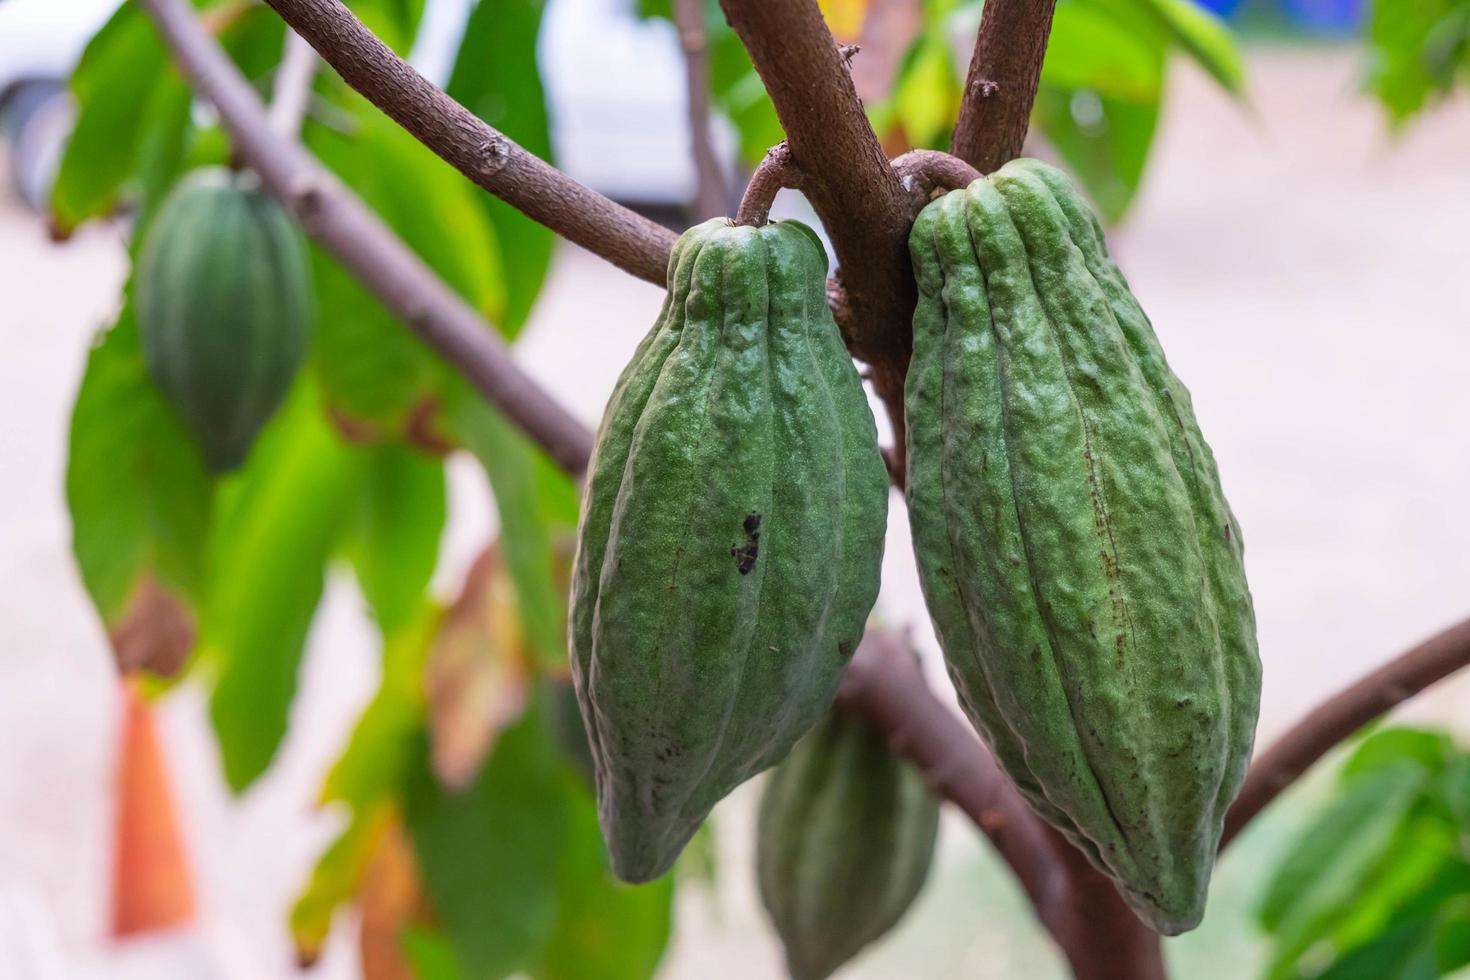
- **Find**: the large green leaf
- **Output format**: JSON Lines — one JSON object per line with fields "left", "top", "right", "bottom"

{"left": 1126, "top": 0, "right": 1243, "bottom": 94}
{"left": 1043, "top": 3, "right": 1165, "bottom": 101}
{"left": 347, "top": 444, "right": 446, "bottom": 636}
{"left": 536, "top": 777, "right": 675, "bottom": 980}
{"left": 66, "top": 297, "right": 213, "bottom": 623}
{"left": 1259, "top": 764, "right": 1426, "bottom": 933}
{"left": 205, "top": 384, "right": 367, "bottom": 791}
{"left": 1366, "top": 0, "right": 1470, "bottom": 127}
{"left": 305, "top": 107, "right": 506, "bottom": 431}
{"left": 321, "top": 604, "right": 440, "bottom": 810}
{"left": 446, "top": 0, "right": 556, "bottom": 335}
{"left": 448, "top": 389, "right": 578, "bottom": 668}
{"left": 1033, "top": 79, "right": 1161, "bottom": 223}
{"left": 348, "top": 0, "right": 427, "bottom": 54}
{"left": 406, "top": 706, "right": 569, "bottom": 979}
{"left": 51, "top": 2, "right": 176, "bottom": 233}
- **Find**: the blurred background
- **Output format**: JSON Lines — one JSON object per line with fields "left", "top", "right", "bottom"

{"left": 2, "top": 0, "right": 1469, "bottom": 977}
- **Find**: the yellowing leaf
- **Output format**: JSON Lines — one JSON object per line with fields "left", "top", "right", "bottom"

{"left": 819, "top": 0, "right": 869, "bottom": 41}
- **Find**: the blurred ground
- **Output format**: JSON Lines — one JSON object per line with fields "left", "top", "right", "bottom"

{"left": 1, "top": 48, "right": 1469, "bottom": 980}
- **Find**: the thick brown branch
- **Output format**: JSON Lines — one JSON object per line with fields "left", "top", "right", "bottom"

{"left": 734, "top": 141, "right": 802, "bottom": 226}
{"left": 260, "top": 0, "right": 675, "bottom": 285}
{"left": 139, "top": 0, "right": 595, "bottom": 476}
{"left": 717, "top": 0, "right": 913, "bottom": 372}
{"left": 675, "top": 0, "right": 727, "bottom": 220}
{"left": 1222, "top": 613, "right": 1470, "bottom": 846}
{"left": 949, "top": 0, "right": 1058, "bottom": 173}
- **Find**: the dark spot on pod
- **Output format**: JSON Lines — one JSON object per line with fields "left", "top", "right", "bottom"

{"left": 731, "top": 511, "right": 761, "bottom": 574}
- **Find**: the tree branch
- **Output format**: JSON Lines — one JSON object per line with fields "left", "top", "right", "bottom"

{"left": 138, "top": 0, "right": 595, "bottom": 476}
{"left": 890, "top": 148, "right": 981, "bottom": 206}
{"left": 734, "top": 141, "right": 802, "bottom": 226}
{"left": 1222, "top": 613, "right": 1470, "bottom": 846}
{"left": 949, "top": 0, "right": 1058, "bottom": 173}
{"left": 717, "top": 0, "right": 914, "bottom": 377}
{"left": 259, "top": 0, "right": 676, "bottom": 285}
{"left": 675, "top": 0, "right": 727, "bottom": 221}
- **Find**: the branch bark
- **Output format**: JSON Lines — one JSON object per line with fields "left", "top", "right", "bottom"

{"left": 1222, "top": 613, "right": 1470, "bottom": 846}
{"left": 717, "top": 0, "right": 914, "bottom": 378}
{"left": 138, "top": 0, "right": 595, "bottom": 476}
{"left": 734, "top": 141, "right": 802, "bottom": 226}
{"left": 260, "top": 0, "right": 676, "bottom": 285}
{"left": 675, "top": 0, "right": 727, "bottom": 221}
{"left": 949, "top": 0, "right": 1059, "bottom": 174}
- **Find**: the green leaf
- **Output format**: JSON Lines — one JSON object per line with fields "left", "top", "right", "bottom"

{"left": 536, "top": 776, "right": 674, "bottom": 980}
{"left": 1343, "top": 728, "right": 1457, "bottom": 782}
{"left": 51, "top": 2, "right": 174, "bottom": 233}
{"left": 402, "top": 926, "right": 467, "bottom": 980}
{"left": 446, "top": 0, "right": 556, "bottom": 335}
{"left": 348, "top": 0, "right": 426, "bottom": 54}
{"left": 305, "top": 108, "right": 506, "bottom": 431}
{"left": 1319, "top": 916, "right": 1440, "bottom": 980}
{"left": 1366, "top": 0, "right": 1470, "bottom": 126}
{"left": 448, "top": 389, "right": 579, "bottom": 668}
{"left": 892, "top": 33, "right": 962, "bottom": 149}
{"left": 347, "top": 444, "right": 446, "bottom": 636}
{"left": 1127, "top": 0, "right": 1244, "bottom": 94}
{"left": 1033, "top": 79, "right": 1160, "bottom": 222}
{"left": 205, "top": 385, "right": 367, "bottom": 791}
{"left": 289, "top": 802, "right": 395, "bottom": 965}
{"left": 406, "top": 706, "right": 569, "bottom": 979}
{"left": 1259, "top": 764, "right": 1426, "bottom": 932}
{"left": 1043, "top": 4, "right": 1165, "bottom": 102}
{"left": 66, "top": 296, "right": 213, "bottom": 623}
{"left": 321, "top": 603, "right": 440, "bottom": 809}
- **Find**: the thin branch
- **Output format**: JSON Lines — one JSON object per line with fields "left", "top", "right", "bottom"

{"left": 138, "top": 0, "right": 595, "bottom": 476}
{"left": 674, "top": 0, "right": 727, "bottom": 221}
{"left": 949, "top": 0, "right": 1059, "bottom": 173}
{"left": 890, "top": 148, "right": 981, "bottom": 207}
{"left": 1222, "top": 613, "right": 1470, "bottom": 846}
{"left": 260, "top": 0, "right": 676, "bottom": 285}
{"left": 734, "top": 141, "right": 802, "bottom": 226}
{"left": 717, "top": 0, "right": 914, "bottom": 373}
{"left": 268, "top": 29, "right": 317, "bottom": 137}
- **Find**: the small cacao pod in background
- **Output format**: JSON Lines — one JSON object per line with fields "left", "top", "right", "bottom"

{"left": 905, "top": 158, "right": 1260, "bottom": 934}
{"left": 570, "top": 218, "right": 889, "bottom": 884}
{"left": 757, "top": 705, "right": 939, "bottom": 980}
{"left": 136, "top": 167, "right": 312, "bottom": 472}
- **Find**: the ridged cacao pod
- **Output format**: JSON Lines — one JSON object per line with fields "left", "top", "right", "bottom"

{"left": 905, "top": 158, "right": 1260, "bottom": 934}
{"left": 757, "top": 707, "right": 939, "bottom": 980}
{"left": 570, "top": 218, "right": 889, "bottom": 883}
{"left": 136, "top": 167, "right": 312, "bottom": 472}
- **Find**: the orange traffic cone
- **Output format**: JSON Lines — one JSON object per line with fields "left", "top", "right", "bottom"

{"left": 111, "top": 678, "right": 196, "bottom": 937}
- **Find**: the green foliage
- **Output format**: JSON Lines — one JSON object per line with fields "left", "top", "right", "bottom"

{"left": 66, "top": 297, "right": 214, "bottom": 622}
{"left": 905, "top": 159, "right": 1259, "bottom": 934}
{"left": 204, "top": 384, "right": 367, "bottom": 790}
{"left": 405, "top": 708, "right": 569, "bottom": 979}
{"left": 1366, "top": 0, "right": 1470, "bottom": 127}
{"left": 1258, "top": 728, "right": 1470, "bottom": 979}
{"left": 346, "top": 445, "right": 447, "bottom": 637}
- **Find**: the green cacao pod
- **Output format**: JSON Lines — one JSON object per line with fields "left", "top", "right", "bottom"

{"left": 905, "top": 158, "right": 1260, "bottom": 934}
{"left": 757, "top": 707, "right": 939, "bottom": 980}
{"left": 570, "top": 218, "right": 889, "bottom": 883}
{"left": 136, "top": 167, "right": 312, "bottom": 472}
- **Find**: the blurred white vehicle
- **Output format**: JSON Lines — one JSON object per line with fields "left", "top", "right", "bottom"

{"left": 0, "top": 0, "right": 722, "bottom": 213}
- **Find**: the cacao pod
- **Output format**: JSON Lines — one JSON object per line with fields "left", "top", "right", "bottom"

{"left": 757, "top": 706, "right": 939, "bottom": 980}
{"left": 136, "top": 167, "right": 312, "bottom": 472}
{"left": 904, "top": 158, "right": 1260, "bottom": 934}
{"left": 570, "top": 218, "right": 889, "bottom": 883}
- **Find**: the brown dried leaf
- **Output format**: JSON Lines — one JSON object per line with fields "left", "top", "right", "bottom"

{"left": 425, "top": 545, "right": 531, "bottom": 789}
{"left": 108, "top": 576, "right": 196, "bottom": 678}
{"left": 359, "top": 818, "right": 425, "bottom": 980}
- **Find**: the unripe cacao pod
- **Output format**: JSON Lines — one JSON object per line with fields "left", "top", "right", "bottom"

{"left": 570, "top": 218, "right": 889, "bottom": 884}
{"left": 136, "top": 167, "right": 312, "bottom": 472}
{"left": 757, "top": 706, "right": 939, "bottom": 980}
{"left": 904, "top": 158, "right": 1260, "bottom": 934}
